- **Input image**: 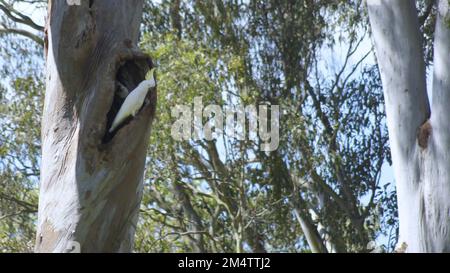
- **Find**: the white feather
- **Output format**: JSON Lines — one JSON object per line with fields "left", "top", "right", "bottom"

{"left": 109, "top": 76, "right": 155, "bottom": 133}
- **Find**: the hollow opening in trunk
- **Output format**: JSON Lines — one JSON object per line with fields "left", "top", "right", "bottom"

{"left": 103, "top": 57, "right": 152, "bottom": 143}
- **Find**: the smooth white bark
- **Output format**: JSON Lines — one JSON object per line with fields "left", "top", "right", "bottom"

{"left": 367, "top": 0, "right": 450, "bottom": 252}
{"left": 426, "top": 0, "right": 450, "bottom": 252}
{"left": 36, "top": 0, "right": 156, "bottom": 252}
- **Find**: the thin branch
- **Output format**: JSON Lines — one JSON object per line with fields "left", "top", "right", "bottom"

{"left": 0, "top": 26, "right": 43, "bottom": 45}
{"left": 0, "top": 0, "right": 44, "bottom": 31}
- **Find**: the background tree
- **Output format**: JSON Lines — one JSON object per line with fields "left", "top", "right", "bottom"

{"left": 135, "top": 0, "right": 397, "bottom": 253}
{"left": 367, "top": 0, "right": 450, "bottom": 252}
{"left": 0, "top": 0, "right": 44, "bottom": 252}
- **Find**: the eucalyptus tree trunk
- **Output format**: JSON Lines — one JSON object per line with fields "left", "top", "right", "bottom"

{"left": 367, "top": 0, "right": 450, "bottom": 252}
{"left": 35, "top": 0, "right": 156, "bottom": 253}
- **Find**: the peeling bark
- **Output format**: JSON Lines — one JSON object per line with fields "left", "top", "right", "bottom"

{"left": 368, "top": 0, "right": 450, "bottom": 253}
{"left": 36, "top": 0, "right": 156, "bottom": 253}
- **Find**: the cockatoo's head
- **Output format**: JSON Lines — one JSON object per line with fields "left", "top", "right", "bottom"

{"left": 145, "top": 68, "right": 156, "bottom": 81}
{"left": 144, "top": 68, "right": 157, "bottom": 89}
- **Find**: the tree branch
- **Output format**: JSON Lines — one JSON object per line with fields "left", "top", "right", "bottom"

{"left": 0, "top": 0, "right": 44, "bottom": 32}
{"left": 0, "top": 26, "right": 43, "bottom": 45}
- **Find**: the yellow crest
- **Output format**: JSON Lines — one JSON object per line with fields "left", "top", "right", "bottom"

{"left": 145, "top": 68, "right": 156, "bottom": 81}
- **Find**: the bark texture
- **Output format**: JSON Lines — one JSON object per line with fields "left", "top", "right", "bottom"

{"left": 368, "top": 0, "right": 450, "bottom": 252}
{"left": 36, "top": 0, "right": 156, "bottom": 253}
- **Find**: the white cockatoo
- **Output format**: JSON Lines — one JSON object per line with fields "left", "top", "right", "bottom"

{"left": 109, "top": 68, "right": 156, "bottom": 132}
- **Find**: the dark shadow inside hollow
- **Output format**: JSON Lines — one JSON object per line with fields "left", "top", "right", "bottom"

{"left": 102, "top": 57, "right": 152, "bottom": 144}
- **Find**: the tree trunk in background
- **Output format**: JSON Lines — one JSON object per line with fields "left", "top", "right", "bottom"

{"left": 35, "top": 0, "right": 156, "bottom": 252}
{"left": 367, "top": 0, "right": 450, "bottom": 252}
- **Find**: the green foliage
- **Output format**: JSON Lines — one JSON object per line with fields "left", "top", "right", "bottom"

{"left": 134, "top": 0, "right": 397, "bottom": 253}
{"left": 0, "top": 76, "right": 42, "bottom": 252}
